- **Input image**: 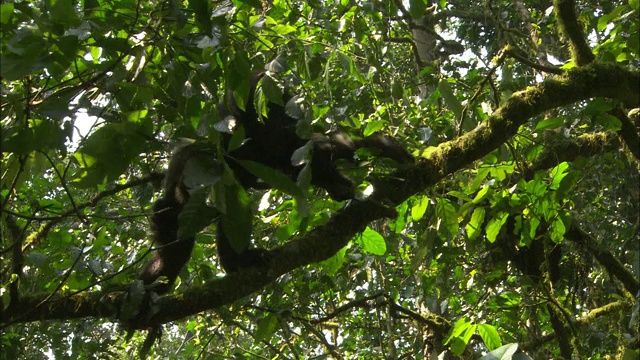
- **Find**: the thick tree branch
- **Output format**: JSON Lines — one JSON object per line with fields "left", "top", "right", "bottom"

{"left": 521, "top": 300, "right": 630, "bottom": 351}
{"left": 527, "top": 132, "right": 620, "bottom": 175}
{"left": 2, "top": 63, "right": 638, "bottom": 327}
{"left": 612, "top": 107, "right": 640, "bottom": 160}
{"left": 24, "top": 173, "right": 163, "bottom": 250}
{"left": 566, "top": 225, "right": 639, "bottom": 296}
{"left": 377, "top": 63, "right": 638, "bottom": 204}
{"left": 553, "top": 0, "right": 595, "bottom": 66}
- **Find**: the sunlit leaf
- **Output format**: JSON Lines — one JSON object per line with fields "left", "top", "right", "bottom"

{"left": 355, "top": 227, "right": 387, "bottom": 255}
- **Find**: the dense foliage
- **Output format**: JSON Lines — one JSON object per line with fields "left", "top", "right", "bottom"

{"left": 1, "top": 0, "right": 638, "bottom": 358}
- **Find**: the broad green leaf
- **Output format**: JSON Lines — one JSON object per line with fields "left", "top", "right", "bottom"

{"left": 320, "top": 246, "right": 347, "bottom": 275}
{"left": 478, "top": 324, "right": 502, "bottom": 351}
{"left": 409, "top": 0, "right": 427, "bottom": 19}
{"left": 272, "top": 24, "right": 296, "bottom": 35}
{"left": 73, "top": 122, "right": 150, "bottom": 187}
{"left": 448, "top": 191, "right": 472, "bottom": 202}
{"left": 220, "top": 183, "right": 253, "bottom": 254}
{"left": 178, "top": 189, "right": 219, "bottom": 240}
{"left": 438, "top": 79, "right": 463, "bottom": 120}
{"left": 436, "top": 198, "right": 459, "bottom": 240}
{"left": 37, "top": 89, "right": 79, "bottom": 120}
{"left": 189, "top": 0, "right": 212, "bottom": 34}
{"left": 0, "top": 3, "right": 13, "bottom": 24}
{"left": 583, "top": 98, "right": 615, "bottom": 115}
{"left": 48, "top": 0, "right": 81, "bottom": 26}
{"left": 597, "top": 6, "right": 625, "bottom": 31}
{"left": 478, "top": 343, "right": 519, "bottom": 360}
{"left": 461, "top": 323, "right": 477, "bottom": 345}
{"left": 2, "top": 119, "right": 68, "bottom": 155}
{"left": 526, "top": 178, "right": 547, "bottom": 197}
{"left": 486, "top": 212, "right": 508, "bottom": 243}
{"left": 550, "top": 217, "right": 566, "bottom": 243}
{"left": 467, "top": 207, "right": 485, "bottom": 241}
{"left": 539, "top": 199, "right": 557, "bottom": 222}
{"left": 236, "top": 159, "right": 305, "bottom": 198}
{"left": 446, "top": 317, "right": 472, "bottom": 343}
{"left": 363, "top": 120, "right": 384, "bottom": 136}
{"left": 446, "top": 318, "right": 476, "bottom": 354}
{"left": 411, "top": 195, "right": 429, "bottom": 221}
{"left": 472, "top": 186, "right": 491, "bottom": 204}
{"left": 261, "top": 75, "right": 284, "bottom": 106}
{"left": 472, "top": 166, "right": 491, "bottom": 189}
{"left": 549, "top": 162, "right": 569, "bottom": 190}
{"left": 594, "top": 114, "right": 622, "bottom": 130}
{"left": 534, "top": 117, "right": 564, "bottom": 132}
{"left": 527, "top": 217, "right": 540, "bottom": 240}
{"left": 254, "top": 314, "right": 278, "bottom": 343}
{"left": 355, "top": 227, "right": 387, "bottom": 255}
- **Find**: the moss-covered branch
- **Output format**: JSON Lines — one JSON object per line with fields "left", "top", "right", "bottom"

{"left": 553, "top": 0, "right": 595, "bottom": 65}
{"left": 527, "top": 132, "right": 620, "bottom": 175}
{"left": 2, "top": 63, "right": 638, "bottom": 327}
{"left": 566, "top": 225, "right": 639, "bottom": 296}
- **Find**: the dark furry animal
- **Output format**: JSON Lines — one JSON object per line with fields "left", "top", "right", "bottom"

{"left": 139, "top": 73, "right": 413, "bottom": 293}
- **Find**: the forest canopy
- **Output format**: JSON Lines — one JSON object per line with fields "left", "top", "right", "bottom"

{"left": 1, "top": 0, "right": 638, "bottom": 359}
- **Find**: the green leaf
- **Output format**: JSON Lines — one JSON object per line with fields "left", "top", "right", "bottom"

{"left": 261, "top": 75, "right": 284, "bottom": 106}
{"left": 409, "top": 0, "right": 427, "bottom": 19}
{"left": 1, "top": 53, "right": 42, "bottom": 81}
{"left": 363, "top": 120, "right": 384, "bottom": 136}
{"left": 466, "top": 207, "right": 485, "bottom": 241}
{"left": 438, "top": 79, "right": 463, "bottom": 120}
{"left": 229, "top": 64, "right": 251, "bottom": 111}
{"left": 594, "top": 114, "right": 622, "bottom": 130}
{"left": 1, "top": 3, "right": 14, "bottom": 24}
{"left": 411, "top": 195, "right": 429, "bottom": 221}
{"left": 48, "top": 0, "right": 81, "bottom": 26}
{"left": 446, "top": 317, "right": 476, "bottom": 355}
{"left": 478, "top": 343, "right": 519, "bottom": 360}
{"left": 550, "top": 217, "right": 566, "bottom": 243}
{"left": 227, "top": 125, "right": 246, "bottom": 152}
{"left": 597, "top": 6, "right": 625, "bottom": 31}
{"left": 446, "top": 318, "right": 471, "bottom": 344}
{"left": 534, "top": 117, "right": 564, "bottom": 132}
{"left": 2, "top": 119, "right": 67, "bottom": 155}
{"left": 584, "top": 98, "right": 615, "bottom": 115}
{"left": 436, "top": 198, "right": 459, "bottom": 240}
{"left": 220, "top": 183, "right": 253, "bottom": 254}
{"left": 355, "top": 227, "right": 387, "bottom": 255}
{"left": 272, "top": 24, "right": 297, "bottom": 35}
{"left": 73, "top": 122, "right": 149, "bottom": 187}
{"left": 477, "top": 324, "right": 502, "bottom": 351}
{"left": 254, "top": 314, "right": 278, "bottom": 343}
{"left": 236, "top": 160, "right": 305, "bottom": 199}
{"left": 178, "top": 189, "right": 219, "bottom": 240}
{"left": 472, "top": 186, "right": 491, "bottom": 204}
{"left": 236, "top": 0, "right": 262, "bottom": 10}
{"left": 549, "top": 162, "right": 569, "bottom": 190}
{"left": 486, "top": 212, "right": 508, "bottom": 243}
{"left": 520, "top": 216, "right": 540, "bottom": 245}
{"left": 189, "top": 0, "right": 212, "bottom": 35}
{"left": 320, "top": 246, "right": 347, "bottom": 275}
{"left": 37, "top": 90, "right": 79, "bottom": 120}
